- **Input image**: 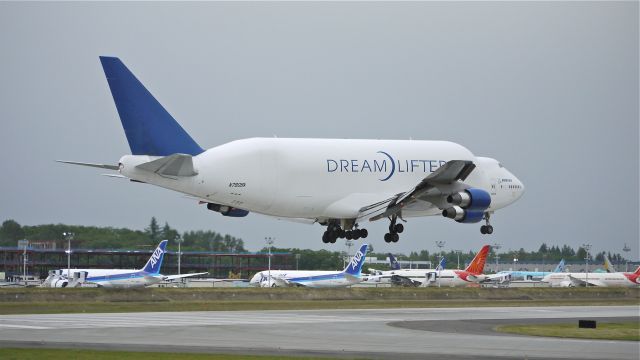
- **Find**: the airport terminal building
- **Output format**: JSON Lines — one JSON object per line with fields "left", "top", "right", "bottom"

{"left": 0, "top": 245, "right": 294, "bottom": 281}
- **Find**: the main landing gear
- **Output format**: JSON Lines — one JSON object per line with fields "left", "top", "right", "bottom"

{"left": 384, "top": 215, "right": 404, "bottom": 243}
{"left": 322, "top": 222, "right": 368, "bottom": 244}
{"left": 480, "top": 212, "right": 494, "bottom": 234}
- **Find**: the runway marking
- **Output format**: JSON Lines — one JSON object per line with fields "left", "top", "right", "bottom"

{"left": 0, "top": 324, "right": 51, "bottom": 329}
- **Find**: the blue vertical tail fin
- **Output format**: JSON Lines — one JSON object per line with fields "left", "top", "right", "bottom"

{"left": 388, "top": 253, "right": 400, "bottom": 270}
{"left": 343, "top": 244, "right": 369, "bottom": 276}
{"left": 141, "top": 240, "right": 168, "bottom": 274}
{"left": 553, "top": 259, "right": 565, "bottom": 273}
{"left": 436, "top": 257, "right": 446, "bottom": 271}
{"left": 99, "top": 57, "right": 204, "bottom": 156}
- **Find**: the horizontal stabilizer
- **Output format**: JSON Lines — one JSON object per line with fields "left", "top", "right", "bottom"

{"left": 164, "top": 272, "right": 209, "bottom": 281}
{"left": 136, "top": 153, "right": 197, "bottom": 177}
{"left": 57, "top": 160, "right": 119, "bottom": 170}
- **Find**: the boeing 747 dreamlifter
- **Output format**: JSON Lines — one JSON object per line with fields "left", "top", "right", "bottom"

{"left": 60, "top": 57, "right": 525, "bottom": 244}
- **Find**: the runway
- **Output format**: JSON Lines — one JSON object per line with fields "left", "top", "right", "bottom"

{"left": 0, "top": 306, "right": 637, "bottom": 359}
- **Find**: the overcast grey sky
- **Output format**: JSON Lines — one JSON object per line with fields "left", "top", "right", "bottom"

{"left": 0, "top": 2, "right": 637, "bottom": 258}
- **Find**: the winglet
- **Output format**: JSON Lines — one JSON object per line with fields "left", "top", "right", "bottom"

{"left": 343, "top": 244, "right": 369, "bottom": 276}
{"left": 99, "top": 56, "right": 204, "bottom": 156}
{"left": 141, "top": 240, "right": 168, "bottom": 274}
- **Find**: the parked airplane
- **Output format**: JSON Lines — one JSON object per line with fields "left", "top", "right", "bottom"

{"left": 604, "top": 255, "right": 617, "bottom": 273}
{"left": 59, "top": 57, "right": 525, "bottom": 244}
{"left": 366, "top": 254, "right": 444, "bottom": 284}
{"left": 542, "top": 266, "right": 640, "bottom": 288}
{"left": 48, "top": 240, "right": 207, "bottom": 288}
{"left": 366, "top": 245, "right": 489, "bottom": 287}
{"left": 486, "top": 259, "right": 565, "bottom": 282}
{"left": 249, "top": 243, "right": 369, "bottom": 287}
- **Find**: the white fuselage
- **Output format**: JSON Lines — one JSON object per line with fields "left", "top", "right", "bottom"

{"left": 365, "top": 269, "right": 485, "bottom": 287}
{"left": 542, "top": 272, "right": 640, "bottom": 288}
{"left": 249, "top": 270, "right": 361, "bottom": 288}
{"left": 119, "top": 138, "right": 524, "bottom": 222}
{"left": 59, "top": 268, "right": 161, "bottom": 288}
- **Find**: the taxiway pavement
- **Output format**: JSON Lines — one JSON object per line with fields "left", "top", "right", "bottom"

{"left": 0, "top": 306, "right": 637, "bottom": 359}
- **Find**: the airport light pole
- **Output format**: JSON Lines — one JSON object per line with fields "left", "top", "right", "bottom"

{"left": 295, "top": 253, "right": 300, "bottom": 271}
{"left": 265, "top": 237, "right": 274, "bottom": 287}
{"left": 582, "top": 243, "right": 591, "bottom": 288}
{"left": 493, "top": 243, "right": 502, "bottom": 273}
{"left": 18, "top": 239, "right": 28, "bottom": 286}
{"left": 455, "top": 250, "right": 461, "bottom": 270}
{"left": 175, "top": 235, "right": 183, "bottom": 275}
{"left": 435, "top": 241, "right": 445, "bottom": 287}
{"left": 63, "top": 232, "right": 74, "bottom": 278}
{"left": 344, "top": 240, "right": 354, "bottom": 267}
{"left": 623, "top": 243, "right": 631, "bottom": 272}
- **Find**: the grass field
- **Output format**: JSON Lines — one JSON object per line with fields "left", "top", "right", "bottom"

{"left": 495, "top": 322, "right": 640, "bottom": 341}
{"left": 1, "top": 298, "right": 638, "bottom": 315}
{"left": 0, "top": 348, "right": 336, "bottom": 360}
{"left": 0, "top": 287, "right": 638, "bottom": 315}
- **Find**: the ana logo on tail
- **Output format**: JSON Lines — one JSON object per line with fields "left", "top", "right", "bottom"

{"left": 142, "top": 240, "right": 168, "bottom": 274}
{"left": 345, "top": 244, "right": 369, "bottom": 276}
{"left": 388, "top": 253, "right": 401, "bottom": 270}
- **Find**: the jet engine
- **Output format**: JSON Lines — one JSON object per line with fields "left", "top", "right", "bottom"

{"left": 442, "top": 188, "right": 491, "bottom": 223}
{"left": 206, "top": 203, "right": 249, "bottom": 217}
{"left": 446, "top": 188, "right": 491, "bottom": 210}
{"left": 442, "top": 206, "right": 485, "bottom": 223}
{"left": 52, "top": 279, "right": 68, "bottom": 288}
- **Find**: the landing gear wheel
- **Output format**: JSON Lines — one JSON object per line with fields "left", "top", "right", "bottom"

{"left": 345, "top": 231, "right": 353, "bottom": 240}
{"left": 322, "top": 232, "right": 330, "bottom": 243}
{"left": 391, "top": 233, "right": 399, "bottom": 243}
{"left": 360, "top": 229, "right": 368, "bottom": 238}
{"left": 384, "top": 233, "right": 392, "bottom": 243}
{"left": 394, "top": 223, "right": 404, "bottom": 234}
{"left": 352, "top": 231, "right": 361, "bottom": 240}
{"left": 480, "top": 213, "right": 494, "bottom": 235}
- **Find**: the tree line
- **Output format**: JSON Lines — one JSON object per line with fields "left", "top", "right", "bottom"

{"left": 0, "top": 218, "right": 246, "bottom": 253}
{"left": 0, "top": 218, "right": 632, "bottom": 270}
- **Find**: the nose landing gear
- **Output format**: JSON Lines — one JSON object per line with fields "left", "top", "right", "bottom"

{"left": 384, "top": 215, "right": 404, "bottom": 243}
{"left": 480, "top": 213, "right": 494, "bottom": 234}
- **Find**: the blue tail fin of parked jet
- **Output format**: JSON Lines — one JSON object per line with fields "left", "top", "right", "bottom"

{"left": 388, "top": 253, "right": 400, "bottom": 270}
{"left": 436, "top": 257, "right": 446, "bottom": 271}
{"left": 344, "top": 244, "right": 369, "bottom": 276}
{"left": 553, "top": 259, "right": 565, "bottom": 273}
{"left": 141, "top": 240, "right": 168, "bottom": 274}
{"left": 99, "top": 57, "right": 204, "bottom": 157}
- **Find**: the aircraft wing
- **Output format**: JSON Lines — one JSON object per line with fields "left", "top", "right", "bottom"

{"left": 163, "top": 272, "right": 209, "bottom": 281}
{"left": 359, "top": 160, "right": 476, "bottom": 221}
{"left": 567, "top": 275, "right": 604, "bottom": 287}
{"left": 136, "top": 153, "right": 198, "bottom": 177}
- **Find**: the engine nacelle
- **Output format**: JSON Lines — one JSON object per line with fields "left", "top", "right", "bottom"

{"left": 447, "top": 188, "right": 491, "bottom": 211}
{"left": 442, "top": 207, "right": 485, "bottom": 223}
{"left": 53, "top": 279, "right": 68, "bottom": 288}
{"left": 206, "top": 203, "right": 249, "bottom": 217}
